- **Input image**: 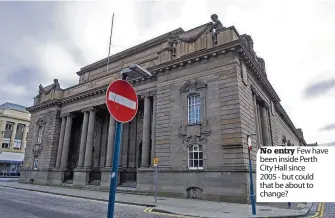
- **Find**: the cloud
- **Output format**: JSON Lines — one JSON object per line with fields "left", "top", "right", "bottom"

{"left": 304, "top": 78, "right": 335, "bottom": 99}
{"left": 0, "top": 0, "right": 335, "bottom": 144}
{"left": 319, "top": 123, "right": 335, "bottom": 131}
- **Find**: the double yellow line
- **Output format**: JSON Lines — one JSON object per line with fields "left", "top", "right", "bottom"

{"left": 310, "top": 202, "right": 325, "bottom": 218}
{"left": 144, "top": 207, "right": 192, "bottom": 218}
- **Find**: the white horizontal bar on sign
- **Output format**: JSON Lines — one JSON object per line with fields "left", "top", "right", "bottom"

{"left": 108, "top": 91, "right": 136, "bottom": 110}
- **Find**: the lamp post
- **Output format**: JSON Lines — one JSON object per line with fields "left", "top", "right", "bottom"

{"left": 106, "top": 64, "right": 151, "bottom": 218}
{"left": 247, "top": 133, "right": 257, "bottom": 216}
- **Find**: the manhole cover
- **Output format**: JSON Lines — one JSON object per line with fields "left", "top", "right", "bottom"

{"left": 259, "top": 208, "right": 272, "bottom": 212}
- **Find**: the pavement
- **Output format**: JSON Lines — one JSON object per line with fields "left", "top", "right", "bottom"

{"left": 0, "top": 180, "right": 314, "bottom": 218}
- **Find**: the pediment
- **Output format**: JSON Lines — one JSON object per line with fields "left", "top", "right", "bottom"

{"left": 180, "top": 79, "right": 207, "bottom": 93}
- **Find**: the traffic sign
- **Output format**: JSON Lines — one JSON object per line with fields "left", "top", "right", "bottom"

{"left": 106, "top": 79, "right": 138, "bottom": 123}
{"left": 247, "top": 135, "right": 252, "bottom": 150}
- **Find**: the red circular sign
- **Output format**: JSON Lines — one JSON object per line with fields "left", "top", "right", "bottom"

{"left": 105, "top": 79, "right": 138, "bottom": 123}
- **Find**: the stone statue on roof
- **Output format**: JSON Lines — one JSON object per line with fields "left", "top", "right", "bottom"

{"left": 38, "top": 84, "right": 44, "bottom": 95}
{"left": 53, "top": 79, "right": 60, "bottom": 90}
{"left": 209, "top": 14, "right": 226, "bottom": 44}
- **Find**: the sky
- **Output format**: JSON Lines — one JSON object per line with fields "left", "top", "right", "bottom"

{"left": 0, "top": 0, "right": 334, "bottom": 144}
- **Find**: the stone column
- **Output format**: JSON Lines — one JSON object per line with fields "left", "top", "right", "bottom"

{"left": 105, "top": 115, "right": 115, "bottom": 168}
{"left": 251, "top": 88, "right": 261, "bottom": 149}
{"left": 121, "top": 123, "right": 130, "bottom": 167}
{"left": 55, "top": 116, "right": 66, "bottom": 168}
{"left": 77, "top": 109, "right": 89, "bottom": 168}
{"left": 265, "top": 107, "right": 273, "bottom": 146}
{"left": 150, "top": 94, "right": 157, "bottom": 166}
{"left": 99, "top": 118, "right": 109, "bottom": 168}
{"left": 9, "top": 122, "right": 18, "bottom": 149}
{"left": 260, "top": 104, "right": 270, "bottom": 146}
{"left": 128, "top": 118, "right": 137, "bottom": 168}
{"left": 22, "top": 125, "right": 29, "bottom": 150}
{"left": 84, "top": 108, "right": 96, "bottom": 168}
{"left": 141, "top": 94, "right": 151, "bottom": 168}
{"left": 60, "top": 114, "right": 74, "bottom": 168}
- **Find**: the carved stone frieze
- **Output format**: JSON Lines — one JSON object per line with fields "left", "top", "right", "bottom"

{"left": 36, "top": 118, "right": 46, "bottom": 127}
{"left": 87, "top": 82, "right": 94, "bottom": 88}
{"left": 181, "top": 134, "right": 209, "bottom": 145}
{"left": 32, "top": 143, "right": 43, "bottom": 155}
{"left": 270, "top": 101, "right": 275, "bottom": 116}
{"left": 180, "top": 79, "right": 207, "bottom": 93}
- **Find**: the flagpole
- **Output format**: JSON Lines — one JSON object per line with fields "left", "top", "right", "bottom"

{"left": 106, "top": 13, "right": 114, "bottom": 73}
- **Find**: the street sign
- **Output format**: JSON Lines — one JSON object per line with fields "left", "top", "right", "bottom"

{"left": 106, "top": 79, "right": 138, "bottom": 123}
{"left": 247, "top": 136, "right": 252, "bottom": 150}
{"left": 153, "top": 157, "right": 159, "bottom": 165}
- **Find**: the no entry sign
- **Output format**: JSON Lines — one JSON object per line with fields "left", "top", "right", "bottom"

{"left": 106, "top": 79, "right": 138, "bottom": 123}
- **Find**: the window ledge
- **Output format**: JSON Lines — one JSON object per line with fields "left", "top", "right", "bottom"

{"left": 187, "top": 122, "right": 202, "bottom": 127}
{"left": 188, "top": 168, "right": 204, "bottom": 171}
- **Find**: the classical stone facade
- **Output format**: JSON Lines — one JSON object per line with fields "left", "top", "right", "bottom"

{"left": 19, "top": 15, "right": 307, "bottom": 203}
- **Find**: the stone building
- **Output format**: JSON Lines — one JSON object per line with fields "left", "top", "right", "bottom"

{"left": 0, "top": 102, "right": 30, "bottom": 176}
{"left": 20, "top": 15, "right": 307, "bottom": 203}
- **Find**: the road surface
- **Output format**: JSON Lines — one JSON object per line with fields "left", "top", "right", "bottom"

{"left": 0, "top": 186, "right": 176, "bottom": 218}
{"left": 305, "top": 202, "right": 335, "bottom": 218}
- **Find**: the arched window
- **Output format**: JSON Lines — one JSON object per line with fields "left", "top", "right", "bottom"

{"left": 188, "top": 144, "right": 203, "bottom": 170}
{"left": 188, "top": 94, "right": 201, "bottom": 124}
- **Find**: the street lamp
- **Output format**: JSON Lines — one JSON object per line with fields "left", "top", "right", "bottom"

{"left": 122, "top": 64, "right": 152, "bottom": 80}
{"left": 247, "top": 133, "right": 257, "bottom": 216}
{"left": 106, "top": 64, "right": 152, "bottom": 218}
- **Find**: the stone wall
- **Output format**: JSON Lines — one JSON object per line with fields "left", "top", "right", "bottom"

{"left": 20, "top": 106, "right": 61, "bottom": 184}
{"left": 271, "top": 109, "right": 300, "bottom": 146}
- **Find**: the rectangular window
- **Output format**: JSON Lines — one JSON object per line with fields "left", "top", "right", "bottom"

{"left": 188, "top": 144, "right": 204, "bottom": 170}
{"left": 188, "top": 94, "right": 201, "bottom": 124}
{"left": 13, "top": 140, "right": 22, "bottom": 149}
{"left": 5, "top": 122, "right": 13, "bottom": 130}
{"left": 17, "top": 124, "right": 24, "bottom": 132}
{"left": 1, "top": 138, "right": 10, "bottom": 149}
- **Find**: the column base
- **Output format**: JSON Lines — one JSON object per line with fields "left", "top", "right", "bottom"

{"left": 101, "top": 167, "right": 121, "bottom": 189}
{"left": 49, "top": 168, "right": 65, "bottom": 185}
{"left": 73, "top": 167, "right": 90, "bottom": 187}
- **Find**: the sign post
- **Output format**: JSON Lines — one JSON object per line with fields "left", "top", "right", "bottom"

{"left": 247, "top": 135, "right": 256, "bottom": 215}
{"left": 153, "top": 157, "right": 159, "bottom": 203}
{"left": 106, "top": 78, "right": 138, "bottom": 218}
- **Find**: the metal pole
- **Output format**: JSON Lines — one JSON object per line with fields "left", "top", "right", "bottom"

{"left": 248, "top": 149, "right": 256, "bottom": 215}
{"left": 154, "top": 165, "right": 157, "bottom": 203}
{"left": 106, "top": 13, "right": 115, "bottom": 73}
{"left": 107, "top": 121, "right": 123, "bottom": 218}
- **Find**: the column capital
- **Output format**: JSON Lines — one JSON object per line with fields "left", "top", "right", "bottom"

{"left": 250, "top": 84, "right": 259, "bottom": 97}
{"left": 81, "top": 107, "right": 92, "bottom": 113}
{"left": 139, "top": 91, "right": 156, "bottom": 99}
{"left": 140, "top": 93, "right": 150, "bottom": 99}
{"left": 261, "top": 101, "right": 270, "bottom": 109}
{"left": 60, "top": 113, "right": 67, "bottom": 118}
{"left": 62, "top": 113, "right": 75, "bottom": 119}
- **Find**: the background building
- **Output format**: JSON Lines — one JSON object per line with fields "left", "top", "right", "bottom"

{"left": 20, "top": 15, "right": 308, "bottom": 203}
{"left": 0, "top": 102, "right": 30, "bottom": 176}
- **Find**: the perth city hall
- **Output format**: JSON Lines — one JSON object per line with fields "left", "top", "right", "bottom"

{"left": 20, "top": 15, "right": 307, "bottom": 203}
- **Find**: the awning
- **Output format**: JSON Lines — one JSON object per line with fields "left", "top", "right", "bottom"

{"left": 0, "top": 152, "right": 24, "bottom": 164}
